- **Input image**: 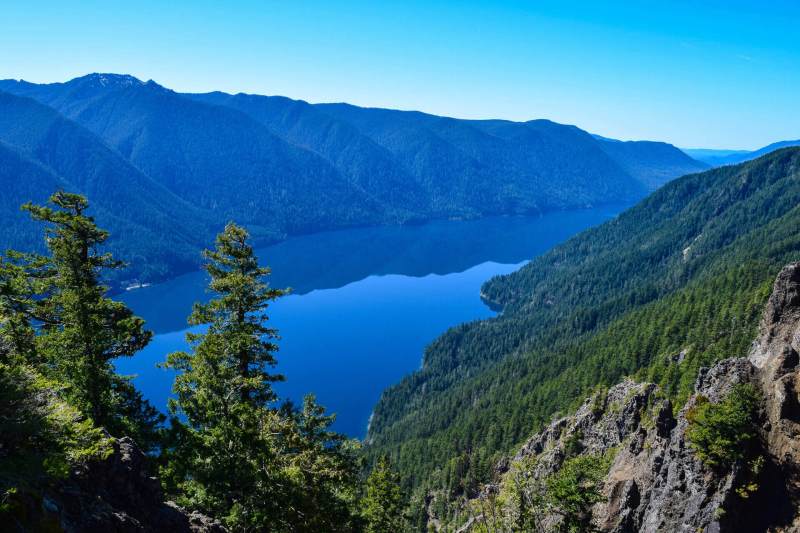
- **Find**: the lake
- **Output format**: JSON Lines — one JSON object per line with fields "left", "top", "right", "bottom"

{"left": 118, "top": 206, "right": 625, "bottom": 437}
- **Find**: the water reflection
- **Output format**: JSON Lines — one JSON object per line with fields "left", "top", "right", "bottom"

{"left": 122, "top": 207, "right": 625, "bottom": 333}
{"left": 119, "top": 206, "right": 626, "bottom": 436}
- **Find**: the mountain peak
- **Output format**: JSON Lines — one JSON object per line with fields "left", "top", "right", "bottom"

{"left": 73, "top": 73, "right": 145, "bottom": 88}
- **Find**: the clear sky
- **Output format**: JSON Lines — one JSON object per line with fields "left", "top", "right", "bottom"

{"left": 2, "top": 0, "right": 798, "bottom": 149}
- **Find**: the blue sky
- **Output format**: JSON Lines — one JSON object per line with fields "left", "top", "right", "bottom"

{"left": 2, "top": 0, "right": 798, "bottom": 149}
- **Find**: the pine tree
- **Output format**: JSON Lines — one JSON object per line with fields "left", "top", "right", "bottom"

{"left": 22, "top": 192, "right": 153, "bottom": 429}
{"left": 163, "top": 222, "right": 361, "bottom": 531}
{"left": 0, "top": 251, "right": 45, "bottom": 363}
{"left": 361, "top": 456, "right": 408, "bottom": 533}
{"left": 163, "top": 222, "right": 288, "bottom": 527}
{"left": 170, "top": 221, "right": 287, "bottom": 413}
{"left": 281, "top": 394, "right": 362, "bottom": 532}
{"left": 544, "top": 453, "right": 610, "bottom": 533}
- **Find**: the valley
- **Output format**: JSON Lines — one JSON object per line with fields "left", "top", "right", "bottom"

{"left": 117, "top": 206, "right": 624, "bottom": 437}
{"left": 2, "top": 10, "right": 798, "bottom": 526}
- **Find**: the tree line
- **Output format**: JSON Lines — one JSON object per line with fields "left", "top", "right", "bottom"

{"left": 0, "top": 191, "right": 408, "bottom": 532}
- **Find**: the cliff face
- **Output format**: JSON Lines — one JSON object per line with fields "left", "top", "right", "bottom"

{"left": 464, "top": 263, "right": 800, "bottom": 532}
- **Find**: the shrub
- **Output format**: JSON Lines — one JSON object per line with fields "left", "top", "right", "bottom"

{"left": 685, "top": 383, "right": 760, "bottom": 469}
{"left": 545, "top": 453, "right": 611, "bottom": 532}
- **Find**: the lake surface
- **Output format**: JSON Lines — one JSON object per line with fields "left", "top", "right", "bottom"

{"left": 118, "top": 206, "right": 625, "bottom": 437}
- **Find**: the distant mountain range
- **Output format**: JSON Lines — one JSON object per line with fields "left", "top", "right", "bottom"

{"left": 683, "top": 140, "right": 800, "bottom": 166}
{"left": 0, "top": 73, "right": 707, "bottom": 285}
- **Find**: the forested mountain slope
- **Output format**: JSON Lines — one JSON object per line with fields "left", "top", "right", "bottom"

{"left": 298, "top": 103, "right": 645, "bottom": 212}
{"left": 317, "top": 106, "right": 703, "bottom": 190}
{"left": 451, "top": 262, "right": 800, "bottom": 531}
{"left": 0, "top": 90, "right": 213, "bottom": 283}
{"left": 191, "top": 93, "right": 650, "bottom": 216}
{"left": 594, "top": 136, "right": 708, "bottom": 190}
{"left": 185, "top": 91, "right": 429, "bottom": 215}
{"left": 0, "top": 73, "right": 705, "bottom": 285}
{"left": 0, "top": 75, "right": 395, "bottom": 236}
{"left": 366, "top": 148, "right": 800, "bottom": 505}
{"left": 189, "top": 89, "right": 705, "bottom": 204}
{"left": 0, "top": 141, "right": 66, "bottom": 251}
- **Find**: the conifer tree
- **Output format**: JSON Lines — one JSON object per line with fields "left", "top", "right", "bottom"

{"left": 281, "top": 394, "right": 362, "bottom": 531}
{"left": 163, "top": 222, "right": 288, "bottom": 528}
{"left": 170, "top": 221, "right": 287, "bottom": 413}
{"left": 0, "top": 251, "right": 45, "bottom": 363}
{"left": 545, "top": 453, "right": 610, "bottom": 533}
{"left": 22, "top": 192, "right": 152, "bottom": 428}
{"left": 163, "top": 222, "right": 361, "bottom": 531}
{"left": 361, "top": 456, "right": 408, "bottom": 533}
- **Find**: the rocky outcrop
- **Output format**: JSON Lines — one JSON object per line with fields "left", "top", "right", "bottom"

{"left": 37, "top": 437, "right": 225, "bottom": 533}
{"left": 745, "top": 261, "right": 800, "bottom": 531}
{"left": 600, "top": 357, "right": 759, "bottom": 533}
{"left": 472, "top": 263, "right": 800, "bottom": 532}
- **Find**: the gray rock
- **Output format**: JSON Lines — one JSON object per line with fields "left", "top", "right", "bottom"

{"left": 462, "top": 263, "right": 800, "bottom": 532}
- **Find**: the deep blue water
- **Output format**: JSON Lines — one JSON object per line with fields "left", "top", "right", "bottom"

{"left": 118, "top": 206, "right": 624, "bottom": 437}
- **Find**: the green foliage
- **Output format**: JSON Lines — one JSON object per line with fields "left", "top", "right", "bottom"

{"left": 494, "top": 455, "right": 548, "bottom": 533}
{"left": 166, "top": 222, "right": 287, "bottom": 414}
{"left": 23, "top": 192, "right": 153, "bottom": 429}
{"left": 545, "top": 454, "right": 611, "bottom": 532}
{"left": 0, "top": 250, "right": 44, "bottom": 364}
{"left": 454, "top": 451, "right": 611, "bottom": 533}
{"left": 367, "top": 148, "right": 800, "bottom": 500}
{"left": 162, "top": 223, "right": 361, "bottom": 531}
{"left": 0, "top": 191, "right": 161, "bottom": 521}
{"left": 0, "top": 190, "right": 165, "bottom": 526}
{"left": 0, "top": 362, "right": 112, "bottom": 512}
{"left": 2, "top": 194, "right": 379, "bottom": 529}
{"left": 362, "top": 456, "right": 408, "bottom": 533}
{"left": 686, "top": 384, "right": 760, "bottom": 469}
{"left": 278, "top": 395, "right": 363, "bottom": 532}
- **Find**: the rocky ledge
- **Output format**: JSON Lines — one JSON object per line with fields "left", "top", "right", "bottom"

{"left": 467, "top": 262, "right": 800, "bottom": 532}
{"left": 30, "top": 437, "right": 225, "bottom": 533}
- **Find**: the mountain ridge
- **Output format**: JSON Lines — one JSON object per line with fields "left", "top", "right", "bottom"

{"left": 0, "top": 73, "right": 707, "bottom": 287}
{"left": 449, "top": 262, "right": 800, "bottom": 532}
{"left": 0, "top": 89, "right": 214, "bottom": 283}
{"left": 685, "top": 139, "right": 800, "bottom": 167}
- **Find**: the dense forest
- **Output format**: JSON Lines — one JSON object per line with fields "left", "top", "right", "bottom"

{"left": 3, "top": 145, "right": 797, "bottom": 532}
{"left": 0, "top": 73, "right": 705, "bottom": 287}
{"left": 0, "top": 193, "right": 408, "bottom": 532}
{"left": 366, "top": 147, "right": 800, "bottom": 525}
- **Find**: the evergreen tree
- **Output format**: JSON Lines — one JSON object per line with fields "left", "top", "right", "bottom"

{"left": 686, "top": 384, "right": 760, "bottom": 469}
{"left": 280, "top": 395, "right": 362, "bottom": 532}
{"left": 170, "top": 221, "right": 287, "bottom": 412}
{"left": 22, "top": 192, "right": 153, "bottom": 430}
{"left": 163, "top": 223, "right": 360, "bottom": 531}
{"left": 0, "top": 251, "right": 45, "bottom": 363}
{"left": 361, "top": 456, "right": 408, "bottom": 533}
{"left": 163, "top": 223, "right": 287, "bottom": 529}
